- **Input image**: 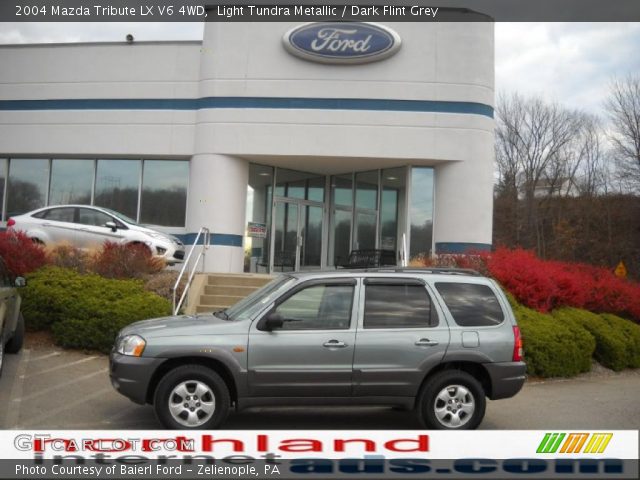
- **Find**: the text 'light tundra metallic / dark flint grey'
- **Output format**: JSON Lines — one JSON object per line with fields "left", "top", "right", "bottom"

{"left": 109, "top": 268, "right": 526, "bottom": 429}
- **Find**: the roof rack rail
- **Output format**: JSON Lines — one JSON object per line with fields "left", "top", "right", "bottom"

{"left": 363, "top": 267, "right": 482, "bottom": 276}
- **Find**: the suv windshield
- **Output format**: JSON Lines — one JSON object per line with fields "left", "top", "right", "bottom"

{"left": 224, "top": 275, "right": 296, "bottom": 322}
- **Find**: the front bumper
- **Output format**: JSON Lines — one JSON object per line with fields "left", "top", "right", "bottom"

{"left": 484, "top": 361, "right": 527, "bottom": 400}
{"left": 109, "top": 351, "right": 165, "bottom": 405}
{"left": 151, "top": 242, "right": 185, "bottom": 264}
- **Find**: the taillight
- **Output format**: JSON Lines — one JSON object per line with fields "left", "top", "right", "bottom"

{"left": 6, "top": 218, "right": 15, "bottom": 228}
{"left": 513, "top": 326, "right": 523, "bottom": 362}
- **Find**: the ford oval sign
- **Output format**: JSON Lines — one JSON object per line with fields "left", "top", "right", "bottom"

{"left": 283, "top": 22, "right": 401, "bottom": 64}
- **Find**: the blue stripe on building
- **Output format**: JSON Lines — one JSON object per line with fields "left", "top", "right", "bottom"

{"left": 0, "top": 97, "right": 494, "bottom": 118}
{"left": 176, "top": 233, "right": 243, "bottom": 247}
{"left": 436, "top": 242, "right": 492, "bottom": 254}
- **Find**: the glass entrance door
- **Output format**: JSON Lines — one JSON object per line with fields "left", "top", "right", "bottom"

{"left": 271, "top": 200, "right": 323, "bottom": 272}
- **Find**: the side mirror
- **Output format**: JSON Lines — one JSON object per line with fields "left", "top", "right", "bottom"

{"left": 260, "top": 313, "right": 284, "bottom": 332}
{"left": 14, "top": 277, "right": 26, "bottom": 288}
{"left": 105, "top": 221, "right": 118, "bottom": 232}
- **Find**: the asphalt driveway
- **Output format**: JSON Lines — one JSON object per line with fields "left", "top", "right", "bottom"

{"left": 1, "top": 344, "right": 639, "bottom": 430}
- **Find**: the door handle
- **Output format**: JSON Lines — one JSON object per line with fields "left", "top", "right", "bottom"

{"left": 415, "top": 338, "right": 439, "bottom": 347}
{"left": 323, "top": 340, "right": 348, "bottom": 348}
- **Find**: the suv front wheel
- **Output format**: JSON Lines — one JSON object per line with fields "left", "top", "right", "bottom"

{"left": 153, "top": 365, "right": 230, "bottom": 429}
{"left": 417, "top": 370, "right": 486, "bottom": 430}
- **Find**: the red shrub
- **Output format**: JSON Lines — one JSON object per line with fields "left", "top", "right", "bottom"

{"left": 0, "top": 230, "right": 48, "bottom": 277}
{"left": 91, "top": 242, "right": 165, "bottom": 279}
{"left": 484, "top": 247, "right": 640, "bottom": 322}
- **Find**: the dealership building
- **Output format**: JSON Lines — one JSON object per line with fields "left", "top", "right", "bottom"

{"left": 0, "top": 16, "right": 495, "bottom": 273}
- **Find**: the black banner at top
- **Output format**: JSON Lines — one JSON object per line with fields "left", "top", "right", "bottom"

{"left": 2, "top": 0, "right": 640, "bottom": 22}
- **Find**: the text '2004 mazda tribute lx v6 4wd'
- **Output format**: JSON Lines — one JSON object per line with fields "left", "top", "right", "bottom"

{"left": 110, "top": 269, "right": 526, "bottom": 430}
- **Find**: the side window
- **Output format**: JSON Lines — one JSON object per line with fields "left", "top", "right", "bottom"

{"left": 272, "top": 283, "right": 354, "bottom": 330}
{"left": 364, "top": 283, "right": 436, "bottom": 328}
{"left": 78, "top": 208, "right": 112, "bottom": 227}
{"left": 43, "top": 207, "right": 75, "bottom": 223}
{"left": 435, "top": 283, "right": 505, "bottom": 327}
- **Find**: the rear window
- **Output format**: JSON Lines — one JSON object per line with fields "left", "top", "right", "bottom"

{"left": 435, "top": 283, "right": 504, "bottom": 327}
{"left": 364, "top": 283, "right": 437, "bottom": 328}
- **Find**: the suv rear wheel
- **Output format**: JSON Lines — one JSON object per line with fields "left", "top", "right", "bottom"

{"left": 417, "top": 370, "right": 486, "bottom": 430}
{"left": 153, "top": 365, "right": 230, "bottom": 429}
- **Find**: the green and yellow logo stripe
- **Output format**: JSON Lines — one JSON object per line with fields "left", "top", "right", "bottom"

{"left": 537, "top": 433, "right": 613, "bottom": 454}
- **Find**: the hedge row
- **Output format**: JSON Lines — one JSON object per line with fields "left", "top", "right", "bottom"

{"left": 487, "top": 248, "right": 640, "bottom": 322}
{"left": 515, "top": 305, "right": 595, "bottom": 377}
{"left": 22, "top": 266, "right": 172, "bottom": 352}
{"left": 508, "top": 298, "right": 640, "bottom": 377}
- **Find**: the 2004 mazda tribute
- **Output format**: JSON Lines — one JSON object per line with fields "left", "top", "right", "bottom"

{"left": 109, "top": 269, "right": 526, "bottom": 430}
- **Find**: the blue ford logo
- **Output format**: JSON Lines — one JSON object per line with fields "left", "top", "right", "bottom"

{"left": 283, "top": 22, "right": 401, "bottom": 64}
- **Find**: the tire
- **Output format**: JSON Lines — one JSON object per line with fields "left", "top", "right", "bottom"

{"left": 153, "top": 365, "right": 230, "bottom": 429}
{"left": 417, "top": 370, "right": 486, "bottom": 430}
{"left": 5, "top": 313, "right": 25, "bottom": 354}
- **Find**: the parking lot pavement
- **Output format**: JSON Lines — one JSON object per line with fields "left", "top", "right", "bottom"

{"left": 1, "top": 345, "right": 639, "bottom": 430}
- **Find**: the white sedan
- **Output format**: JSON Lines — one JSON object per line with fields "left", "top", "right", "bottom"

{"left": 7, "top": 205, "right": 185, "bottom": 264}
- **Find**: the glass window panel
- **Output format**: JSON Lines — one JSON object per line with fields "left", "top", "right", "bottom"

{"left": 354, "top": 211, "right": 377, "bottom": 250}
{"left": 409, "top": 167, "right": 435, "bottom": 260}
{"left": 0, "top": 159, "right": 6, "bottom": 221}
{"left": 49, "top": 159, "right": 93, "bottom": 206}
{"left": 275, "top": 168, "right": 325, "bottom": 202}
{"left": 355, "top": 170, "right": 378, "bottom": 210}
{"left": 380, "top": 167, "right": 406, "bottom": 252}
{"left": 435, "top": 283, "right": 504, "bottom": 327}
{"left": 274, "top": 284, "right": 354, "bottom": 330}
{"left": 94, "top": 159, "right": 140, "bottom": 220}
{"left": 78, "top": 207, "right": 112, "bottom": 227}
{"left": 6, "top": 158, "right": 49, "bottom": 216}
{"left": 140, "top": 160, "right": 189, "bottom": 227}
{"left": 364, "top": 284, "right": 434, "bottom": 328}
{"left": 43, "top": 207, "right": 75, "bottom": 223}
{"left": 245, "top": 164, "right": 273, "bottom": 273}
{"left": 332, "top": 174, "right": 353, "bottom": 207}
{"left": 331, "top": 209, "right": 352, "bottom": 266}
{"left": 300, "top": 205, "right": 323, "bottom": 269}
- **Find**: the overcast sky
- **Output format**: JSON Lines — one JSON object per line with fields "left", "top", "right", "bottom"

{"left": 1, "top": 22, "right": 639, "bottom": 115}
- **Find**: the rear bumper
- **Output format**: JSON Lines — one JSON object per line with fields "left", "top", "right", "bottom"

{"left": 484, "top": 361, "right": 527, "bottom": 400}
{"left": 109, "top": 352, "right": 164, "bottom": 405}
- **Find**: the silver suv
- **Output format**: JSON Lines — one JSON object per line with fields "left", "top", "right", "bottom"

{"left": 110, "top": 269, "right": 526, "bottom": 430}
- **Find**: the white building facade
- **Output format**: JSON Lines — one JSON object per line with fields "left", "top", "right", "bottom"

{"left": 0, "top": 18, "right": 495, "bottom": 273}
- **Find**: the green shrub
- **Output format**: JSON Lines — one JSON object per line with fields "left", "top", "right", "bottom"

{"left": 21, "top": 266, "right": 171, "bottom": 352}
{"left": 552, "top": 308, "right": 634, "bottom": 371}
{"left": 599, "top": 314, "right": 640, "bottom": 369}
{"left": 52, "top": 293, "right": 171, "bottom": 352}
{"left": 22, "top": 267, "right": 145, "bottom": 330}
{"left": 516, "top": 306, "right": 595, "bottom": 377}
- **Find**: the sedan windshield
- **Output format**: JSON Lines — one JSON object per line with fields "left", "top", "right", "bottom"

{"left": 224, "top": 275, "right": 296, "bottom": 321}
{"left": 98, "top": 207, "right": 139, "bottom": 226}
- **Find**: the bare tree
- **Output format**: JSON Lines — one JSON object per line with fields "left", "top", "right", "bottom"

{"left": 495, "top": 93, "right": 583, "bottom": 252}
{"left": 574, "top": 114, "right": 607, "bottom": 197}
{"left": 605, "top": 75, "right": 640, "bottom": 191}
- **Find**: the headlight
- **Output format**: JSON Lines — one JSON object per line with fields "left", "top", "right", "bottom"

{"left": 116, "top": 334, "right": 146, "bottom": 357}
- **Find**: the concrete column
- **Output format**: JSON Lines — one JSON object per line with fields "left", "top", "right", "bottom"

{"left": 186, "top": 153, "right": 249, "bottom": 272}
{"left": 433, "top": 159, "right": 494, "bottom": 254}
